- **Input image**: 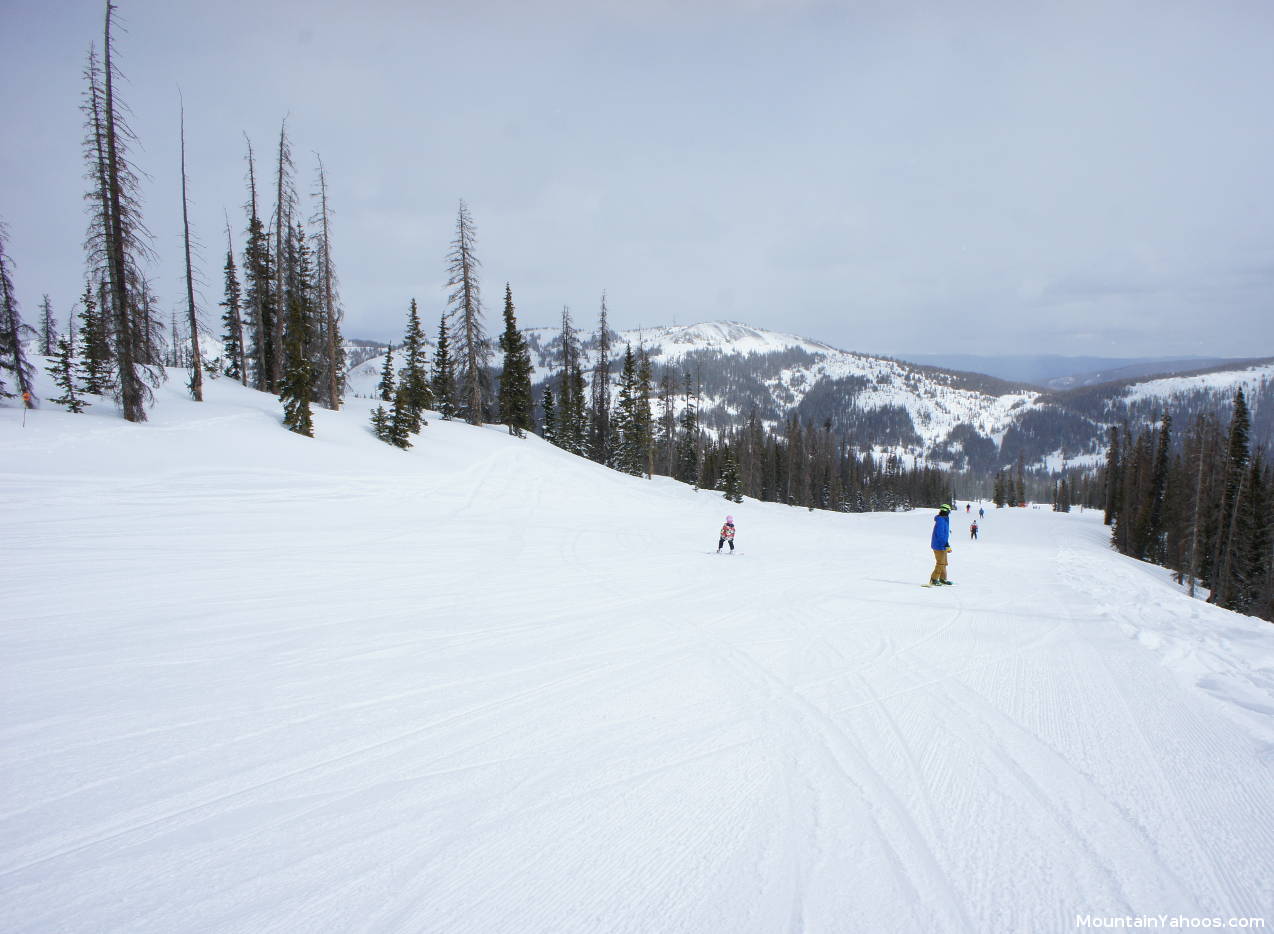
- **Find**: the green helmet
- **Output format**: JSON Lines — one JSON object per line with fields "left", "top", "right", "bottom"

{"left": 939, "top": 503, "right": 952, "bottom": 512}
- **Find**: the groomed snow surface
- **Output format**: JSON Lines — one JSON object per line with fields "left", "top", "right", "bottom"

{"left": 3, "top": 370, "right": 1273, "bottom": 934}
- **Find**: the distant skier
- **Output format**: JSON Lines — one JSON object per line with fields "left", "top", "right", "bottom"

{"left": 970, "top": 521, "right": 979, "bottom": 540}
{"left": 717, "top": 515, "right": 736, "bottom": 554}
{"left": 930, "top": 504, "right": 953, "bottom": 585}
{"left": 966, "top": 504, "right": 970, "bottom": 513}
{"left": 978, "top": 507, "right": 985, "bottom": 519}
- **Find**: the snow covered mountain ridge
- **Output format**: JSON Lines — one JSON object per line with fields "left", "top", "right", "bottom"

{"left": 346, "top": 319, "right": 1271, "bottom": 475}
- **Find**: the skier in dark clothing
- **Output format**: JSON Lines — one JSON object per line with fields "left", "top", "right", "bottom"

{"left": 930, "top": 504, "right": 953, "bottom": 585}
{"left": 970, "top": 521, "right": 979, "bottom": 540}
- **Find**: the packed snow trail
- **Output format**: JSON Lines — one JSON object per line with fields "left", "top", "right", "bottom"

{"left": 2, "top": 375, "right": 1272, "bottom": 934}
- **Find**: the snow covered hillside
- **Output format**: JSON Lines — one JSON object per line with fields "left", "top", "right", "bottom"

{"left": 344, "top": 318, "right": 1271, "bottom": 474}
{"left": 4, "top": 373, "right": 1272, "bottom": 933}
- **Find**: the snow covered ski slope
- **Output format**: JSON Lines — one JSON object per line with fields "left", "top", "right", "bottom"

{"left": 2, "top": 374, "right": 1272, "bottom": 933}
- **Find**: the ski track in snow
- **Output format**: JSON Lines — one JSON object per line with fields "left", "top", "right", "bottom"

{"left": 2, "top": 372, "right": 1273, "bottom": 933}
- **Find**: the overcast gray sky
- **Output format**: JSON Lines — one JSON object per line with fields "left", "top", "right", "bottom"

{"left": 2, "top": 0, "right": 1272, "bottom": 359}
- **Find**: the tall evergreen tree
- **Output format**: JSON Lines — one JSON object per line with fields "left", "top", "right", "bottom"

{"left": 431, "top": 313, "right": 457, "bottom": 420}
{"left": 1103, "top": 426, "right": 1121, "bottom": 525}
{"left": 0, "top": 225, "right": 37, "bottom": 406}
{"left": 612, "top": 343, "right": 642, "bottom": 475}
{"left": 720, "top": 450, "right": 743, "bottom": 503}
{"left": 1213, "top": 388, "right": 1252, "bottom": 608}
{"left": 241, "top": 137, "right": 275, "bottom": 391}
{"left": 47, "top": 328, "right": 88, "bottom": 413}
{"left": 635, "top": 346, "right": 655, "bottom": 478}
{"left": 277, "top": 224, "right": 316, "bottom": 437}
{"left": 397, "top": 299, "right": 431, "bottom": 432}
{"left": 567, "top": 360, "right": 589, "bottom": 456}
{"left": 76, "top": 282, "right": 111, "bottom": 395}
{"left": 39, "top": 295, "right": 57, "bottom": 357}
{"left": 589, "top": 292, "right": 613, "bottom": 464}
{"left": 498, "top": 284, "right": 534, "bottom": 437}
{"left": 446, "top": 200, "right": 487, "bottom": 425}
{"left": 377, "top": 344, "right": 396, "bottom": 402}
{"left": 675, "top": 370, "right": 700, "bottom": 486}
{"left": 540, "top": 385, "right": 558, "bottom": 444}
{"left": 219, "top": 222, "right": 247, "bottom": 384}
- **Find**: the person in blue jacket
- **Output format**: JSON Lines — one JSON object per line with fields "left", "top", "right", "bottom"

{"left": 930, "top": 504, "right": 954, "bottom": 585}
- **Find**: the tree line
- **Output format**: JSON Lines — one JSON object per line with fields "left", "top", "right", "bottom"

{"left": 1100, "top": 389, "right": 1273, "bottom": 621}
{"left": 2, "top": 1, "right": 345, "bottom": 437}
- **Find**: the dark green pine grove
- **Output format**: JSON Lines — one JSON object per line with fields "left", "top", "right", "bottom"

{"left": 1102, "top": 389, "right": 1273, "bottom": 621}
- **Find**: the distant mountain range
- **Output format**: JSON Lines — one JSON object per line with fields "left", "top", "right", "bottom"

{"left": 895, "top": 353, "right": 1249, "bottom": 390}
{"left": 345, "top": 321, "right": 1273, "bottom": 476}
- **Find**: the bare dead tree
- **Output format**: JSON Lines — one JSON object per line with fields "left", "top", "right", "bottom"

{"left": 178, "top": 96, "right": 202, "bottom": 401}
{"left": 312, "top": 154, "right": 342, "bottom": 410}
{"left": 446, "top": 199, "right": 487, "bottom": 425}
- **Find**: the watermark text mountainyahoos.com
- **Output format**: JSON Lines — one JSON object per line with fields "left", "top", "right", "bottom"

{"left": 1076, "top": 916, "right": 1266, "bottom": 929}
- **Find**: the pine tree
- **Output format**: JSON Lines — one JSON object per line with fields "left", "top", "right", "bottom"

{"left": 397, "top": 299, "right": 431, "bottom": 432}
{"left": 47, "top": 329, "right": 88, "bottom": 413}
{"left": 0, "top": 225, "right": 37, "bottom": 406}
{"left": 39, "top": 295, "right": 57, "bottom": 357}
{"left": 82, "top": 10, "right": 160, "bottom": 422}
{"left": 675, "top": 370, "right": 700, "bottom": 486}
{"left": 589, "top": 293, "right": 613, "bottom": 464}
{"left": 377, "top": 344, "right": 396, "bottom": 402}
{"left": 386, "top": 386, "right": 414, "bottom": 449}
{"left": 431, "top": 313, "right": 457, "bottom": 420}
{"left": 446, "top": 200, "right": 487, "bottom": 425}
{"left": 312, "top": 155, "right": 343, "bottom": 410}
{"left": 555, "top": 306, "right": 577, "bottom": 450}
{"left": 658, "top": 367, "right": 676, "bottom": 475}
{"left": 219, "top": 223, "right": 247, "bottom": 384}
{"left": 241, "top": 136, "right": 275, "bottom": 391}
{"left": 635, "top": 346, "right": 655, "bottom": 478}
{"left": 612, "top": 343, "right": 641, "bottom": 475}
{"left": 1213, "top": 389, "right": 1252, "bottom": 608}
{"left": 720, "top": 451, "right": 743, "bottom": 503}
{"left": 497, "top": 283, "right": 533, "bottom": 437}
{"left": 567, "top": 359, "right": 589, "bottom": 456}
{"left": 76, "top": 283, "right": 111, "bottom": 395}
{"left": 370, "top": 404, "right": 391, "bottom": 442}
{"left": 541, "top": 385, "right": 558, "bottom": 444}
{"left": 270, "top": 120, "right": 296, "bottom": 391}
{"left": 1103, "top": 426, "right": 1121, "bottom": 525}
{"left": 277, "top": 224, "right": 316, "bottom": 437}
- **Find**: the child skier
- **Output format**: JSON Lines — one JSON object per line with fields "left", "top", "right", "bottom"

{"left": 717, "top": 516, "right": 736, "bottom": 553}
{"left": 970, "top": 520, "right": 979, "bottom": 540}
{"left": 930, "top": 504, "right": 953, "bottom": 585}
